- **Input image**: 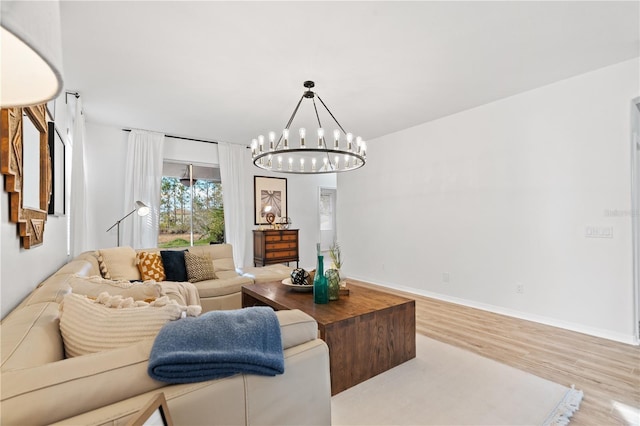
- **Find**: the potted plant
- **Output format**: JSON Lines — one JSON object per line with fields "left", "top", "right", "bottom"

{"left": 329, "top": 241, "right": 346, "bottom": 286}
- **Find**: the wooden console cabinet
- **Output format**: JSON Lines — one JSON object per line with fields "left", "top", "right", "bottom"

{"left": 253, "top": 229, "right": 299, "bottom": 267}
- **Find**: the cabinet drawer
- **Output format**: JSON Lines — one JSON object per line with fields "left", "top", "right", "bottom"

{"left": 281, "top": 234, "right": 297, "bottom": 241}
{"left": 265, "top": 234, "right": 283, "bottom": 242}
{"left": 266, "top": 242, "right": 297, "bottom": 250}
{"left": 266, "top": 250, "right": 298, "bottom": 259}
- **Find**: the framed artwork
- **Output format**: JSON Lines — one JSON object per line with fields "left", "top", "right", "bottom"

{"left": 254, "top": 176, "right": 287, "bottom": 225}
{"left": 127, "top": 393, "right": 174, "bottom": 426}
{"left": 47, "top": 122, "right": 65, "bottom": 216}
{"left": 0, "top": 104, "right": 51, "bottom": 248}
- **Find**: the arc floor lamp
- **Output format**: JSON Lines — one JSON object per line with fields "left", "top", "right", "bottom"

{"left": 106, "top": 201, "right": 150, "bottom": 246}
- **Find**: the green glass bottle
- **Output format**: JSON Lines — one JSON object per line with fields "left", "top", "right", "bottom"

{"left": 313, "top": 255, "right": 328, "bottom": 304}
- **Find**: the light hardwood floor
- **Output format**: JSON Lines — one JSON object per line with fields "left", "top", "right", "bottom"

{"left": 352, "top": 280, "right": 640, "bottom": 425}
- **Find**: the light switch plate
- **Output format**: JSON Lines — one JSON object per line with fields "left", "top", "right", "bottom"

{"left": 585, "top": 226, "right": 613, "bottom": 238}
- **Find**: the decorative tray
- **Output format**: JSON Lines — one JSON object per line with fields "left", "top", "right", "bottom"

{"left": 281, "top": 278, "right": 313, "bottom": 292}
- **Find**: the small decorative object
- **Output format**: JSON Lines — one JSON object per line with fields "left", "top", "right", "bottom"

{"left": 290, "top": 268, "right": 311, "bottom": 285}
{"left": 325, "top": 269, "right": 340, "bottom": 301}
{"left": 313, "top": 255, "right": 328, "bottom": 304}
{"left": 265, "top": 211, "right": 276, "bottom": 228}
{"left": 280, "top": 216, "right": 292, "bottom": 230}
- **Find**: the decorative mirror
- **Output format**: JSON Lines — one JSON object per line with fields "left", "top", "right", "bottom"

{"left": 1, "top": 104, "right": 52, "bottom": 248}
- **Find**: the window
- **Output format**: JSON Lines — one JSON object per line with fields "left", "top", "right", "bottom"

{"left": 158, "top": 162, "right": 224, "bottom": 248}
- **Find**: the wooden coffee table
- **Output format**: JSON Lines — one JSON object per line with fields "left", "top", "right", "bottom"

{"left": 242, "top": 281, "right": 416, "bottom": 395}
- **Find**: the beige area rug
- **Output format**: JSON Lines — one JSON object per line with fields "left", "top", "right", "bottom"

{"left": 332, "top": 334, "right": 583, "bottom": 426}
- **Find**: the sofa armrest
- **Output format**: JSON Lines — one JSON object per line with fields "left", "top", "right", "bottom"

{"left": 276, "top": 309, "right": 318, "bottom": 349}
{"left": 0, "top": 339, "right": 163, "bottom": 426}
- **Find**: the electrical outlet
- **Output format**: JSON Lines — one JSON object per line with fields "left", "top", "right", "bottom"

{"left": 516, "top": 283, "right": 525, "bottom": 294}
{"left": 442, "top": 272, "right": 450, "bottom": 283}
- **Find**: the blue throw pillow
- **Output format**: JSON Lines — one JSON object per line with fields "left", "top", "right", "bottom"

{"left": 160, "top": 250, "right": 188, "bottom": 282}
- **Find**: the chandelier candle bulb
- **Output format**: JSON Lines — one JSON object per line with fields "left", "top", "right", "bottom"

{"left": 299, "top": 128, "right": 306, "bottom": 148}
{"left": 317, "top": 128, "right": 324, "bottom": 147}
{"left": 251, "top": 139, "right": 258, "bottom": 156}
{"left": 312, "top": 158, "right": 317, "bottom": 171}
{"left": 258, "top": 135, "right": 265, "bottom": 153}
{"left": 288, "top": 157, "right": 293, "bottom": 171}
{"left": 278, "top": 156, "right": 283, "bottom": 170}
{"left": 300, "top": 158, "right": 305, "bottom": 171}
{"left": 268, "top": 131, "right": 275, "bottom": 151}
{"left": 283, "top": 129, "right": 289, "bottom": 149}
{"left": 334, "top": 129, "right": 340, "bottom": 148}
{"left": 346, "top": 133, "right": 353, "bottom": 151}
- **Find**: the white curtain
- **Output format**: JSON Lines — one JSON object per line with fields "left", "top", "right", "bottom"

{"left": 121, "top": 130, "right": 164, "bottom": 248}
{"left": 69, "top": 97, "right": 88, "bottom": 256}
{"left": 218, "top": 142, "right": 248, "bottom": 270}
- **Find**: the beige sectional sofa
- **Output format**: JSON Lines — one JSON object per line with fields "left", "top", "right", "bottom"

{"left": 0, "top": 244, "right": 331, "bottom": 425}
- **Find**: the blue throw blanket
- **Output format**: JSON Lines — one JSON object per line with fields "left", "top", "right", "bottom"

{"left": 148, "top": 307, "right": 284, "bottom": 383}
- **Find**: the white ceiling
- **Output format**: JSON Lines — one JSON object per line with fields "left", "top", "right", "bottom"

{"left": 60, "top": 1, "right": 639, "bottom": 146}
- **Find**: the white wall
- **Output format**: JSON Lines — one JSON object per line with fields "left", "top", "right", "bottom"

{"left": 1, "top": 92, "right": 71, "bottom": 318}
{"left": 84, "top": 123, "right": 335, "bottom": 268}
{"left": 338, "top": 59, "right": 639, "bottom": 344}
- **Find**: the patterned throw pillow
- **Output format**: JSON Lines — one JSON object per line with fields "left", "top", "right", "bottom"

{"left": 184, "top": 252, "right": 217, "bottom": 283}
{"left": 59, "top": 293, "right": 192, "bottom": 357}
{"left": 160, "top": 250, "right": 188, "bottom": 282}
{"left": 136, "top": 252, "right": 166, "bottom": 281}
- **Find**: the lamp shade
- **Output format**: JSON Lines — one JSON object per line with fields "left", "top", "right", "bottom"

{"left": 135, "top": 201, "right": 150, "bottom": 217}
{"left": 0, "top": 0, "right": 64, "bottom": 107}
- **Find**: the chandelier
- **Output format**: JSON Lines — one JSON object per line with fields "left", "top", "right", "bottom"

{"left": 251, "top": 81, "right": 366, "bottom": 174}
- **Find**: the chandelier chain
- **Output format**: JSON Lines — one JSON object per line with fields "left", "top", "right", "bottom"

{"left": 274, "top": 93, "right": 306, "bottom": 151}
{"left": 316, "top": 94, "right": 348, "bottom": 136}
{"left": 312, "top": 96, "right": 335, "bottom": 171}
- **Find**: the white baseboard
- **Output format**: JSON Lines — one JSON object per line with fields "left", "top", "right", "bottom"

{"left": 349, "top": 275, "right": 638, "bottom": 346}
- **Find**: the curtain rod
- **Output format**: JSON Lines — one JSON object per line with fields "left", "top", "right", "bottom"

{"left": 65, "top": 91, "right": 80, "bottom": 104}
{"left": 122, "top": 128, "right": 218, "bottom": 145}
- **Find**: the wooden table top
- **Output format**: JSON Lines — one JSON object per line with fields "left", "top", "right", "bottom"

{"left": 242, "top": 281, "right": 415, "bottom": 327}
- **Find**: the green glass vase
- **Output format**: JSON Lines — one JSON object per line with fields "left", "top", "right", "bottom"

{"left": 326, "top": 269, "right": 340, "bottom": 301}
{"left": 313, "top": 255, "right": 328, "bottom": 304}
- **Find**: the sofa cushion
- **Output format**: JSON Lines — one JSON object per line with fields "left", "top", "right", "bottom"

{"left": 184, "top": 252, "right": 217, "bottom": 283}
{"left": 243, "top": 264, "right": 293, "bottom": 284}
{"left": 188, "top": 244, "right": 236, "bottom": 272}
{"left": 97, "top": 247, "right": 141, "bottom": 281}
{"left": 191, "top": 274, "right": 253, "bottom": 298}
{"left": 68, "top": 275, "right": 162, "bottom": 301}
{"left": 160, "top": 250, "right": 188, "bottom": 282}
{"left": 1, "top": 302, "right": 64, "bottom": 371}
{"left": 136, "top": 251, "right": 166, "bottom": 281}
{"left": 59, "top": 293, "right": 191, "bottom": 357}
